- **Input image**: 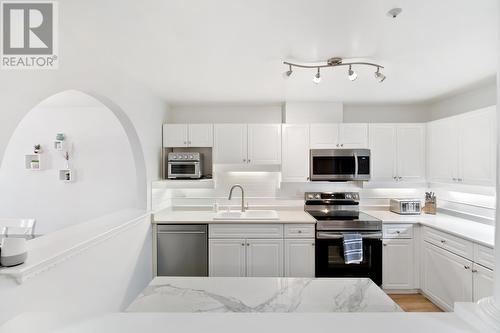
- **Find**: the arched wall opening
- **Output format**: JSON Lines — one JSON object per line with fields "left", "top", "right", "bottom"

{"left": 0, "top": 90, "right": 147, "bottom": 234}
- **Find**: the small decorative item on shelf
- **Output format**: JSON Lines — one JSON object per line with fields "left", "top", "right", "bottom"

{"left": 54, "top": 133, "right": 65, "bottom": 151}
{"left": 30, "top": 159, "right": 40, "bottom": 169}
{"left": 59, "top": 169, "right": 74, "bottom": 183}
{"left": 423, "top": 192, "right": 437, "bottom": 215}
{"left": 25, "top": 154, "right": 41, "bottom": 170}
{"left": 33, "top": 144, "right": 42, "bottom": 154}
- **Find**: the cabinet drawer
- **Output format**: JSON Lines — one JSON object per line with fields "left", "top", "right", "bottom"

{"left": 284, "top": 224, "right": 315, "bottom": 238}
{"left": 383, "top": 224, "right": 413, "bottom": 239}
{"left": 209, "top": 224, "right": 283, "bottom": 239}
{"left": 474, "top": 244, "right": 495, "bottom": 270}
{"left": 423, "top": 226, "right": 474, "bottom": 260}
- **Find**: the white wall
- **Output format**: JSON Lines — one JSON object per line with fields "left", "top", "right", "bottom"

{"left": 0, "top": 215, "right": 152, "bottom": 325}
{"left": 0, "top": 91, "right": 141, "bottom": 234}
{"left": 284, "top": 102, "right": 343, "bottom": 123}
{"left": 167, "top": 105, "right": 282, "bottom": 123}
{"left": 428, "top": 77, "right": 497, "bottom": 120}
{"left": 343, "top": 104, "right": 430, "bottom": 123}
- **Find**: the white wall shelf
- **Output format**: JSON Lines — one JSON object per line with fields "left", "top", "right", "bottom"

{"left": 24, "top": 154, "right": 42, "bottom": 171}
{"left": 152, "top": 179, "right": 215, "bottom": 189}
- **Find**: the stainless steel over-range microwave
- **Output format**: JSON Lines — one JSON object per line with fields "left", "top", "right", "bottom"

{"left": 309, "top": 149, "right": 371, "bottom": 181}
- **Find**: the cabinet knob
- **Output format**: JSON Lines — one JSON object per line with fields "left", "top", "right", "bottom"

{"left": 393, "top": 176, "right": 397, "bottom": 180}
{"left": 464, "top": 265, "right": 470, "bottom": 270}
{"left": 471, "top": 269, "right": 478, "bottom": 273}
{"left": 452, "top": 178, "right": 457, "bottom": 181}
{"left": 298, "top": 230, "right": 302, "bottom": 233}
{"left": 312, "top": 243, "right": 315, "bottom": 246}
{"left": 243, "top": 159, "right": 246, "bottom": 162}
{"left": 440, "top": 239, "right": 446, "bottom": 243}
{"left": 383, "top": 243, "right": 387, "bottom": 246}
{"left": 340, "top": 144, "right": 344, "bottom": 147}
{"left": 396, "top": 231, "right": 400, "bottom": 234}
{"left": 398, "top": 177, "right": 402, "bottom": 180}
{"left": 246, "top": 243, "right": 250, "bottom": 246}
{"left": 458, "top": 178, "right": 463, "bottom": 182}
{"left": 247, "top": 159, "right": 251, "bottom": 163}
{"left": 241, "top": 243, "right": 245, "bottom": 246}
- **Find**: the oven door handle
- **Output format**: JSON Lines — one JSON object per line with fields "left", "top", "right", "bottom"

{"left": 316, "top": 232, "right": 382, "bottom": 240}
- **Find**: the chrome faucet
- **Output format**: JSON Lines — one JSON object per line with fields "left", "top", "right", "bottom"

{"left": 228, "top": 184, "right": 246, "bottom": 212}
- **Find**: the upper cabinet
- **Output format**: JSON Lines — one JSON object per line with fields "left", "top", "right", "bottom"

{"left": 369, "top": 123, "right": 426, "bottom": 183}
{"left": 310, "top": 123, "right": 368, "bottom": 149}
{"left": 281, "top": 124, "right": 310, "bottom": 182}
{"left": 428, "top": 106, "right": 496, "bottom": 186}
{"left": 163, "top": 124, "right": 213, "bottom": 147}
{"left": 214, "top": 124, "right": 281, "bottom": 165}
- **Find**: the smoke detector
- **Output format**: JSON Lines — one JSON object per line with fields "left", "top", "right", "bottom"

{"left": 387, "top": 8, "right": 403, "bottom": 18}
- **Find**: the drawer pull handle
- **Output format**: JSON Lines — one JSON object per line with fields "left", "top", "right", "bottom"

{"left": 471, "top": 269, "right": 477, "bottom": 273}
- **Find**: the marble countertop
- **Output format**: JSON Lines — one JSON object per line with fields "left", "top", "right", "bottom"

{"left": 153, "top": 209, "right": 316, "bottom": 224}
{"left": 365, "top": 210, "right": 495, "bottom": 248}
{"left": 126, "top": 277, "right": 401, "bottom": 313}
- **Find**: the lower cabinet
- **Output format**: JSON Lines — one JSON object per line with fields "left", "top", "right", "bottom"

{"left": 422, "top": 242, "right": 473, "bottom": 311}
{"left": 284, "top": 239, "right": 315, "bottom": 277}
{"left": 382, "top": 238, "right": 414, "bottom": 290}
{"left": 473, "top": 263, "right": 494, "bottom": 302}
{"left": 209, "top": 238, "right": 283, "bottom": 277}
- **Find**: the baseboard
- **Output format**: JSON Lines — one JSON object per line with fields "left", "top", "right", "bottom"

{"left": 383, "top": 289, "right": 419, "bottom": 294}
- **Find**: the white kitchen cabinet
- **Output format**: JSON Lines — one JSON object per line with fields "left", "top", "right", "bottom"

{"left": 214, "top": 124, "right": 281, "bottom": 165}
{"left": 310, "top": 123, "right": 368, "bottom": 149}
{"left": 422, "top": 242, "right": 473, "bottom": 311}
{"left": 382, "top": 239, "right": 414, "bottom": 290}
{"left": 368, "top": 124, "right": 397, "bottom": 181}
{"left": 163, "top": 124, "right": 213, "bottom": 147}
{"left": 209, "top": 239, "right": 246, "bottom": 277}
{"left": 428, "top": 106, "right": 496, "bottom": 186}
{"left": 339, "top": 124, "right": 369, "bottom": 148}
{"left": 247, "top": 124, "right": 281, "bottom": 164}
{"left": 281, "top": 124, "right": 310, "bottom": 182}
{"left": 214, "top": 124, "right": 248, "bottom": 164}
{"left": 309, "top": 124, "right": 339, "bottom": 148}
{"left": 284, "top": 239, "right": 315, "bottom": 277}
{"left": 188, "top": 124, "right": 214, "bottom": 147}
{"left": 246, "top": 239, "right": 284, "bottom": 277}
{"left": 473, "top": 264, "right": 494, "bottom": 302}
{"left": 458, "top": 107, "right": 496, "bottom": 186}
{"left": 369, "top": 124, "right": 425, "bottom": 182}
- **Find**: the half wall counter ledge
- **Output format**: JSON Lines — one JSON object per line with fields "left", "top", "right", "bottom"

{"left": 0, "top": 209, "right": 150, "bottom": 284}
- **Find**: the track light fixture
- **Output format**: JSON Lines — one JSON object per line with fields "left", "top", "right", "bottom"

{"left": 313, "top": 67, "right": 321, "bottom": 84}
{"left": 348, "top": 65, "right": 357, "bottom": 81}
{"left": 374, "top": 67, "right": 386, "bottom": 83}
{"left": 283, "top": 57, "right": 386, "bottom": 84}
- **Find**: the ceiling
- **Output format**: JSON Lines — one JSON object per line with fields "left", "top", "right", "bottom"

{"left": 76, "top": 0, "right": 498, "bottom": 104}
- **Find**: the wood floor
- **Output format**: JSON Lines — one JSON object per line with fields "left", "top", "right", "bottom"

{"left": 389, "top": 294, "right": 443, "bottom": 312}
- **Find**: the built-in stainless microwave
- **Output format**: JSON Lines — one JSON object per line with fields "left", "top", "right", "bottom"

{"left": 310, "top": 149, "right": 370, "bottom": 181}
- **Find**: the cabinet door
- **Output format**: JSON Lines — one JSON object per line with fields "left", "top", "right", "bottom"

{"left": 246, "top": 239, "right": 284, "bottom": 277}
{"left": 428, "top": 118, "right": 458, "bottom": 183}
{"left": 310, "top": 124, "right": 339, "bottom": 148}
{"left": 163, "top": 124, "right": 188, "bottom": 147}
{"left": 282, "top": 124, "right": 310, "bottom": 182}
{"left": 339, "top": 124, "right": 368, "bottom": 148}
{"left": 458, "top": 107, "right": 496, "bottom": 186}
{"left": 284, "top": 239, "right": 315, "bottom": 277}
{"left": 382, "top": 239, "right": 414, "bottom": 289}
{"left": 214, "top": 124, "right": 248, "bottom": 164}
{"left": 422, "top": 242, "right": 473, "bottom": 311}
{"left": 247, "top": 124, "right": 281, "bottom": 164}
{"left": 188, "top": 124, "right": 213, "bottom": 147}
{"left": 473, "top": 264, "right": 494, "bottom": 302}
{"left": 369, "top": 124, "right": 397, "bottom": 182}
{"left": 209, "top": 239, "right": 246, "bottom": 277}
{"left": 396, "top": 124, "right": 426, "bottom": 182}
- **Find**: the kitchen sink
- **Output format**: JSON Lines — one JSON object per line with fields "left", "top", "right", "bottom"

{"left": 213, "top": 210, "right": 279, "bottom": 220}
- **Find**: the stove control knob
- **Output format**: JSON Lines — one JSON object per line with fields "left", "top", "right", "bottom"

{"left": 183, "top": 155, "right": 188, "bottom": 159}
{"left": 345, "top": 194, "right": 351, "bottom": 199}
{"left": 315, "top": 194, "right": 321, "bottom": 199}
{"left": 189, "top": 155, "right": 194, "bottom": 159}
{"left": 307, "top": 194, "right": 314, "bottom": 199}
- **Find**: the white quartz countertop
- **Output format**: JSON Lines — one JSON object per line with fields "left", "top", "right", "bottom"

{"left": 365, "top": 210, "right": 495, "bottom": 248}
{"left": 126, "top": 277, "right": 400, "bottom": 313}
{"left": 153, "top": 209, "right": 316, "bottom": 224}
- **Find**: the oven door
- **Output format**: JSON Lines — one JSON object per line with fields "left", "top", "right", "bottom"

{"left": 315, "top": 231, "right": 382, "bottom": 285}
{"left": 167, "top": 161, "right": 201, "bottom": 179}
{"left": 310, "top": 149, "right": 370, "bottom": 181}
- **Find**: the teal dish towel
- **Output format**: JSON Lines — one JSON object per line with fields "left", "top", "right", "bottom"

{"left": 343, "top": 233, "right": 363, "bottom": 264}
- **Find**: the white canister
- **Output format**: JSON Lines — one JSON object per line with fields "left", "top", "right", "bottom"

{"left": 0, "top": 238, "right": 28, "bottom": 267}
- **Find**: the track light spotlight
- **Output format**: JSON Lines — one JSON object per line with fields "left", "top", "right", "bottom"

{"left": 313, "top": 68, "right": 321, "bottom": 84}
{"left": 348, "top": 65, "right": 357, "bottom": 81}
{"left": 374, "top": 67, "right": 386, "bottom": 83}
{"left": 283, "top": 64, "right": 293, "bottom": 78}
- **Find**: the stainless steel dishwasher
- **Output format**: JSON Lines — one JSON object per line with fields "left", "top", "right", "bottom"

{"left": 156, "top": 224, "right": 208, "bottom": 276}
